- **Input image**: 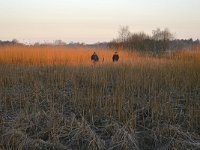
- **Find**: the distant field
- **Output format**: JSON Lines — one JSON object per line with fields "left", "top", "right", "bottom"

{"left": 0, "top": 45, "right": 200, "bottom": 149}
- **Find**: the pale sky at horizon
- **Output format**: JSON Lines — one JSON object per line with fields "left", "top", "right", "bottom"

{"left": 0, "top": 0, "right": 200, "bottom": 44}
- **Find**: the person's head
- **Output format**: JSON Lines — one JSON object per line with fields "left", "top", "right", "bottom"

{"left": 115, "top": 51, "right": 118, "bottom": 54}
{"left": 93, "top": 52, "right": 96, "bottom": 55}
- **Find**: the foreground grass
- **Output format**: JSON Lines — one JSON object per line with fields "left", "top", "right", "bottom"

{"left": 0, "top": 45, "right": 200, "bottom": 149}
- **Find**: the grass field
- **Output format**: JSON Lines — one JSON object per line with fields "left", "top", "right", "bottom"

{"left": 0, "top": 45, "right": 200, "bottom": 149}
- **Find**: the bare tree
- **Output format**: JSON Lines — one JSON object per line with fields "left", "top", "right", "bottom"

{"left": 54, "top": 40, "right": 66, "bottom": 46}
{"left": 118, "top": 26, "right": 131, "bottom": 42}
{"left": 12, "top": 39, "right": 19, "bottom": 44}
{"left": 152, "top": 28, "right": 174, "bottom": 51}
{"left": 152, "top": 28, "right": 173, "bottom": 41}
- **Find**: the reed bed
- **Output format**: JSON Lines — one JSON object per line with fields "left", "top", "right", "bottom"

{"left": 0, "top": 45, "right": 200, "bottom": 149}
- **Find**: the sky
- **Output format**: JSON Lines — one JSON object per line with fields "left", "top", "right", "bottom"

{"left": 0, "top": 0, "right": 200, "bottom": 44}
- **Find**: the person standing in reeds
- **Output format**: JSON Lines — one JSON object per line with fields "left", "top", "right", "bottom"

{"left": 112, "top": 51, "right": 119, "bottom": 62}
{"left": 91, "top": 52, "right": 99, "bottom": 63}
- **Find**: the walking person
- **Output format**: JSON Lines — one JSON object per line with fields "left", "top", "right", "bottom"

{"left": 91, "top": 52, "right": 99, "bottom": 63}
{"left": 112, "top": 51, "right": 119, "bottom": 62}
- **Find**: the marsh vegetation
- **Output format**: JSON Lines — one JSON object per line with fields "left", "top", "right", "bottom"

{"left": 0, "top": 45, "right": 200, "bottom": 149}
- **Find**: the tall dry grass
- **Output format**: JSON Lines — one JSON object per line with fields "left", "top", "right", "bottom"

{"left": 0, "top": 45, "right": 172, "bottom": 66}
{"left": 0, "top": 45, "right": 133, "bottom": 65}
{"left": 0, "top": 45, "right": 200, "bottom": 149}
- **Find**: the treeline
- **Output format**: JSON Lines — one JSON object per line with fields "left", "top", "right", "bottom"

{"left": 108, "top": 26, "right": 200, "bottom": 52}
{"left": 0, "top": 39, "right": 108, "bottom": 50}
{"left": 1, "top": 29, "right": 199, "bottom": 51}
{"left": 0, "top": 39, "right": 23, "bottom": 46}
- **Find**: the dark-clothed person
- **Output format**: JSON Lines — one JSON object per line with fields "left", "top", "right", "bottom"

{"left": 91, "top": 52, "right": 99, "bottom": 62}
{"left": 112, "top": 52, "right": 119, "bottom": 62}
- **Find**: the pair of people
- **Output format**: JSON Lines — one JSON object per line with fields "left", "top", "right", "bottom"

{"left": 91, "top": 52, "right": 119, "bottom": 62}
